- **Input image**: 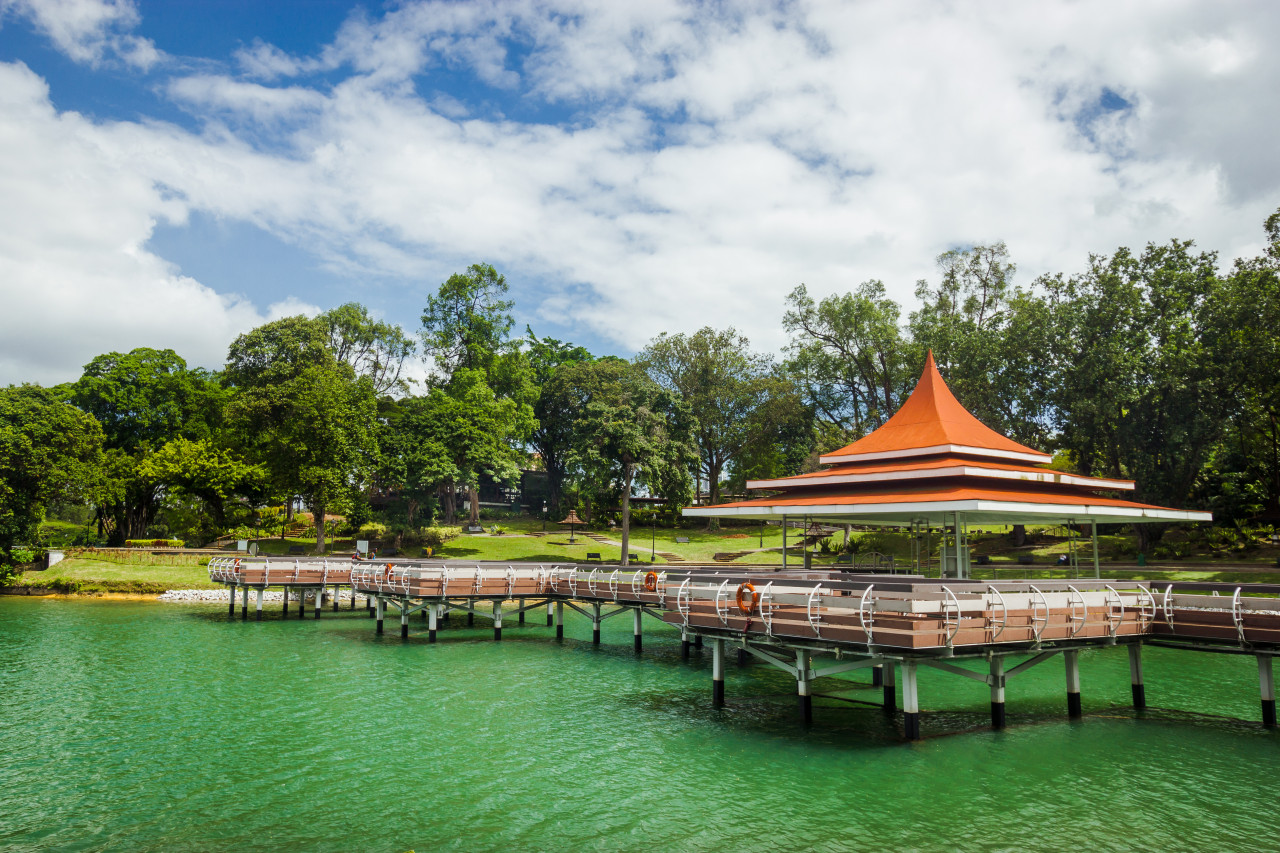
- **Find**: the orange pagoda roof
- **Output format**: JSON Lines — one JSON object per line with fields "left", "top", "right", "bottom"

{"left": 684, "top": 352, "right": 1211, "bottom": 526}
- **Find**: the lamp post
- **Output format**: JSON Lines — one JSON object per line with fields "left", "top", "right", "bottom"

{"left": 651, "top": 516, "right": 656, "bottom": 562}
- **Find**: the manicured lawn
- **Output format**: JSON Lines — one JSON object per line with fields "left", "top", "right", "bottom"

{"left": 19, "top": 554, "right": 218, "bottom": 593}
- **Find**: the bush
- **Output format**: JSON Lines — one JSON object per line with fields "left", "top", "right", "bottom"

{"left": 124, "top": 538, "right": 184, "bottom": 548}
{"left": 422, "top": 526, "right": 462, "bottom": 549}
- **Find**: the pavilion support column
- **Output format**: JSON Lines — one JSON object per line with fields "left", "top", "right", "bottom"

{"left": 902, "top": 661, "right": 920, "bottom": 740}
{"left": 1091, "top": 521, "right": 1102, "bottom": 579}
{"left": 428, "top": 603, "right": 439, "bottom": 643}
{"left": 712, "top": 638, "right": 726, "bottom": 708}
{"left": 882, "top": 659, "right": 896, "bottom": 712}
{"left": 255, "top": 588, "right": 264, "bottom": 622}
{"left": 1065, "top": 650, "right": 1083, "bottom": 719}
{"left": 796, "top": 649, "right": 813, "bottom": 725}
{"left": 375, "top": 597, "right": 385, "bottom": 635}
{"left": 1259, "top": 654, "right": 1276, "bottom": 728}
{"left": 1129, "top": 644, "right": 1146, "bottom": 710}
{"left": 782, "top": 515, "right": 787, "bottom": 570}
{"left": 633, "top": 607, "right": 642, "bottom": 653}
{"left": 556, "top": 601, "right": 564, "bottom": 640}
{"left": 493, "top": 600, "right": 503, "bottom": 641}
{"left": 990, "top": 655, "right": 1006, "bottom": 730}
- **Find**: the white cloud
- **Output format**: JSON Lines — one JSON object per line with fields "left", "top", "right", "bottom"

{"left": 1, "top": 0, "right": 1278, "bottom": 385}
{"left": 0, "top": 0, "right": 160, "bottom": 68}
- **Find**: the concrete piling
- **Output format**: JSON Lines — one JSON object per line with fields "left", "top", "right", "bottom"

{"left": 1065, "top": 650, "right": 1082, "bottom": 719}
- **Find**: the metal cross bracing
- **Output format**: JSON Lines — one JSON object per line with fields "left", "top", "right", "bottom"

{"left": 209, "top": 558, "right": 1280, "bottom": 740}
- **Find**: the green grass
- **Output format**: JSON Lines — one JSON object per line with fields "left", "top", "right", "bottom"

{"left": 15, "top": 553, "right": 218, "bottom": 593}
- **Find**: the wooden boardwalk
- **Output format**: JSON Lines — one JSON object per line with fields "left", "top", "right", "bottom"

{"left": 209, "top": 558, "right": 1280, "bottom": 739}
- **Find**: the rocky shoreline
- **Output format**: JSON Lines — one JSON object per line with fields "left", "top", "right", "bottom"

{"left": 158, "top": 588, "right": 365, "bottom": 603}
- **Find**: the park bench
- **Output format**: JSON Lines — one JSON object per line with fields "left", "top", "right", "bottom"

{"left": 975, "top": 554, "right": 992, "bottom": 565}
{"left": 287, "top": 545, "right": 304, "bottom": 556}
{"left": 1016, "top": 555, "right": 1034, "bottom": 565}
{"left": 586, "top": 552, "right": 602, "bottom": 562}
{"left": 676, "top": 537, "right": 690, "bottom": 544}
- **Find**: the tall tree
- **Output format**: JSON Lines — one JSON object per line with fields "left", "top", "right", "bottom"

{"left": 554, "top": 359, "right": 696, "bottom": 565}
{"left": 526, "top": 330, "right": 593, "bottom": 519}
{"left": 783, "top": 281, "right": 914, "bottom": 447}
{"left": 639, "top": 327, "right": 800, "bottom": 524}
{"left": 0, "top": 385, "right": 103, "bottom": 572}
{"left": 319, "top": 303, "right": 416, "bottom": 396}
{"left": 225, "top": 316, "right": 377, "bottom": 553}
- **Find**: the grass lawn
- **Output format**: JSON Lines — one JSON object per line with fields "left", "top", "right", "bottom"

{"left": 17, "top": 553, "right": 218, "bottom": 593}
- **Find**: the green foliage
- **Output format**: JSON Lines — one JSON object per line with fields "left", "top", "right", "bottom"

{"left": 527, "top": 329, "right": 595, "bottom": 518}
{"left": 124, "top": 539, "right": 183, "bottom": 548}
{"left": 420, "top": 263, "right": 515, "bottom": 379}
{"left": 0, "top": 385, "right": 104, "bottom": 566}
{"left": 421, "top": 526, "right": 462, "bottom": 549}
{"left": 319, "top": 302, "right": 416, "bottom": 395}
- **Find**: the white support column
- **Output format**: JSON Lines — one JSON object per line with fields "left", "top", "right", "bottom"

{"left": 796, "top": 649, "right": 812, "bottom": 725}
{"left": 228, "top": 584, "right": 236, "bottom": 620}
{"left": 241, "top": 584, "right": 249, "bottom": 621}
{"left": 1065, "top": 650, "right": 1082, "bottom": 718}
{"left": 990, "top": 655, "right": 1006, "bottom": 729}
{"left": 902, "top": 660, "right": 920, "bottom": 740}
{"left": 428, "top": 603, "right": 439, "bottom": 643}
{"left": 1129, "top": 644, "right": 1146, "bottom": 709}
{"left": 400, "top": 604, "right": 409, "bottom": 639}
{"left": 493, "top": 599, "right": 503, "bottom": 641}
{"left": 547, "top": 600, "right": 554, "bottom": 627}
{"left": 375, "top": 597, "right": 385, "bottom": 635}
{"left": 712, "top": 638, "right": 726, "bottom": 707}
{"left": 1091, "top": 520, "right": 1101, "bottom": 579}
{"left": 782, "top": 515, "right": 787, "bottom": 570}
{"left": 681, "top": 630, "right": 691, "bottom": 659}
{"left": 592, "top": 602, "right": 602, "bottom": 645}
{"left": 556, "top": 601, "right": 564, "bottom": 640}
{"left": 633, "top": 607, "right": 643, "bottom": 653}
{"left": 1259, "top": 654, "right": 1276, "bottom": 728}
{"left": 518, "top": 597, "right": 525, "bottom": 625}
{"left": 254, "top": 588, "right": 264, "bottom": 622}
{"left": 314, "top": 588, "right": 322, "bottom": 619}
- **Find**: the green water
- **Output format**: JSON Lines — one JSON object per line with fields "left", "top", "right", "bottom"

{"left": 1, "top": 598, "right": 1278, "bottom": 852}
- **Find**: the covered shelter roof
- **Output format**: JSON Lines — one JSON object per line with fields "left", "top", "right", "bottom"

{"left": 684, "top": 352, "right": 1211, "bottom": 527}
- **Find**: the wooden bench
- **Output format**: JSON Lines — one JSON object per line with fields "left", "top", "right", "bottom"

{"left": 287, "top": 545, "right": 304, "bottom": 556}
{"left": 676, "top": 537, "right": 690, "bottom": 544}
{"left": 586, "top": 552, "right": 602, "bottom": 562}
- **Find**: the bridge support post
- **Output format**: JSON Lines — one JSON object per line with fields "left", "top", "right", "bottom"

{"left": 333, "top": 585, "right": 339, "bottom": 612}
{"left": 737, "top": 648, "right": 750, "bottom": 666}
{"left": 681, "top": 630, "right": 690, "bottom": 659}
{"left": 556, "top": 601, "right": 564, "bottom": 640}
{"left": 1129, "top": 644, "right": 1146, "bottom": 709}
{"left": 314, "top": 589, "right": 322, "bottom": 619}
{"left": 633, "top": 607, "right": 642, "bottom": 653}
{"left": 400, "top": 604, "right": 409, "bottom": 639}
{"left": 883, "top": 660, "right": 896, "bottom": 712}
{"left": 428, "top": 603, "right": 439, "bottom": 643}
{"left": 283, "top": 588, "right": 289, "bottom": 617}
{"left": 990, "top": 655, "right": 1006, "bottom": 729}
{"left": 366, "top": 595, "right": 372, "bottom": 617}
{"left": 547, "top": 600, "right": 554, "bottom": 627}
{"left": 228, "top": 585, "right": 236, "bottom": 620}
{"left": 712, "top": 638, "right": 726, "bottom": 708}
{"left": 694, "top": 635, "right": 703, "bottom": 649}
{"left": 375, "top": 597, "right": 384, "bottom": 635}
{"left": 1065, "top": 650, "right": 1082, "bottom": 718}
{"left": 1259, "top": 654, "right": 1276, "bottom": 728}
{"left": 298, "top": 589, "right": 306, "bottom": 620}
{"left": 493, "top": 600, "right": 503, "bottom": 641}
{"left": 592, "top": 603, "right": 601, "bottom": 645}
{"left": 255, "top": 588, "right": 263, "bottom": 622}
{"left": 240, "top": 585, "right": 249, "bottom": 621}
{"left": 468, "top": 609, "right": 474, "bottom": 627}
{"left": 902, "top": 661, "right": 920, "bottom": 740}
{"left": 872, "top": 664, "right": 883, "bottom": 687}
{"left": 519, "top": 598, "right": 525, "bottom": 625}
{"left": 797, "top": 649, "right": 812, "bottom": 725}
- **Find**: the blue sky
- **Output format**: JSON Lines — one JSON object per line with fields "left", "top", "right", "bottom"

{"left": 0, "top": 0, "right": 1277, "bottom": 385}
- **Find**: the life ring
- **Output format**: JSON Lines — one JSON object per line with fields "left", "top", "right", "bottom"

{"left": 233, "top": 558, "right": 241, "bottom": 573}
{"left": 644, "top": 571, "right": 658, "bottom": 592}
{"left": 736, "top": 582, "right": 759, "bottom": 615}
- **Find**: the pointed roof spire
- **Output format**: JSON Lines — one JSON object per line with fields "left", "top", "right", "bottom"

{"left": 820, "top": 351, "right": 1052, "bottom": 465}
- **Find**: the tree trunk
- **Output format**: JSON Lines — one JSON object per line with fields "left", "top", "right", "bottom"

{"left": 1012, "top": 524, "right": 1026, "bottom": 547}
{"left": 468, "top": 486, "right": 480, "bottom": 525}
{"left": 314, "top": 501, "right": 326, "bottom": 554}
{"left": 440, "top": 483, "right": 456, "bottom": 525}
{"left": 407, "top": 499, "right": 418, "bottom": 529}
{"left": 705, "top": 459, "right": 722, "bottom": 531}
{"left": 620, "top": 464, "right": 635, "bottom": 566}
{"left": 286, "top": 499, "right": 294, "bottom": 523}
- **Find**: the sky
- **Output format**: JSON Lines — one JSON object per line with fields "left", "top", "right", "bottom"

{"left": 0, "top": 0, "right": 1277, "bottom": 386}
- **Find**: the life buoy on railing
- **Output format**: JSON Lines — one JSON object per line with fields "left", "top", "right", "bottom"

{"left": 233, "top": 558, "right": 242, "bottom": 575}
{"left": 736, "top": 581, "right": 759, "bottom": 615}
{"left": 644, "top": 571, "right": 658, "bottom": 593}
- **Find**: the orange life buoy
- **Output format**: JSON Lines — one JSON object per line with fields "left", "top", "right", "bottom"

{"left": 736, "top": 581, "right": 758, "bottom": 615}
{"left": 644, "top": 571, "right": 658, "bottom": 592}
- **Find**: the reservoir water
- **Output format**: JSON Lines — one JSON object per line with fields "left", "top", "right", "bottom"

{"left": 1, "top": 596, "right": 1278, "bottom": 852}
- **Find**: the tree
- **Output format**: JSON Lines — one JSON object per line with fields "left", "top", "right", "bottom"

{"left": 554, "top": 359, "right": 696, "bottom": 565}
{"left": 138, "top": 438, "right": 265, "bottom": 535}
{"left": 783, "top": 281, "right": 914, "bottom": 447}
{"left": 319, "top": 303, "right": 416, "bottom": 396}
{"left": 639, "top": 327, "right": 802, "bottom": 526}
{"left": 526, "top": 330, "right": 594, "bottom": 519}
{"left": 0, "top": 385, "right": 103, "bottom": 572}
{"left": 225, "top": 316, "right": 377, "bottom": 553}
{"left": 69, "top": 348, "right": 226, "bottom": 543}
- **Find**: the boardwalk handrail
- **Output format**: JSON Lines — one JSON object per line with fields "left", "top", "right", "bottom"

{"left": 987, "top": 584, "right": 1008, "bottom": 642}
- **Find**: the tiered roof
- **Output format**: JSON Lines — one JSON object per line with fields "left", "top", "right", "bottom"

{"left": 684, "top": 352, "right": 1210, "bottom": 526}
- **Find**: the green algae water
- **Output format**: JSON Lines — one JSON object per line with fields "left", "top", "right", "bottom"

{"left": 2, "top": 597, "right": 1279, "bottom": 852}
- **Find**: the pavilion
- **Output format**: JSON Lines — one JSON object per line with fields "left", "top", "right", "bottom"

{"left": 683, "top": 352, "right": 1211, "bottom": 577}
